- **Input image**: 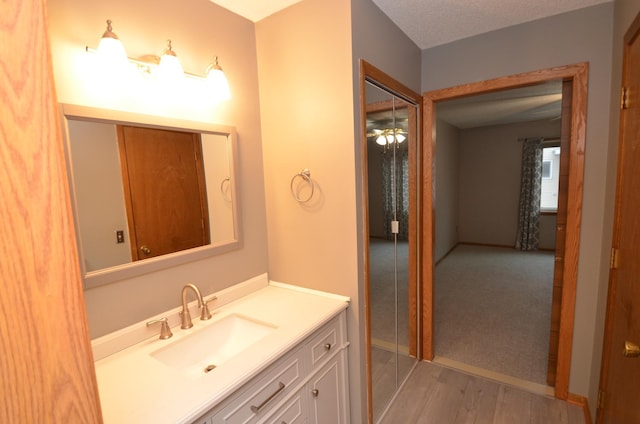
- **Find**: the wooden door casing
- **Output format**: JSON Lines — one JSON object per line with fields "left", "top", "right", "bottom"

{"left": 117, "top": 125, "right": 210, "bottom": 261}
{"left": 547, "top": 79, "right": 573, "bottom": 387}
{"left": 597, "top": 11, "right": 640, "bottom": 424}
{"left": 422, "top": 63, "right": 589, "bottom": 400}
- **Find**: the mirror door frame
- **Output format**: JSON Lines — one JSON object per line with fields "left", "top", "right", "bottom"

{"left": 421, "top": 62, "right": 589, "bottom": 400}
{"left": 360, "top": 60, "right": 423, "bottom": 423}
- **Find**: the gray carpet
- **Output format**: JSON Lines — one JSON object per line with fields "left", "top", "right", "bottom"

{"left": 434, "top": 244, "right": 554, "bottom": 385}
{"left": 369, "top": 238, "right": 410, "bottom": 348}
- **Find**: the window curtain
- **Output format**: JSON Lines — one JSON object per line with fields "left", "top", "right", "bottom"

{"left": 382, "top": 149, "right": 409, "bottom": 241}
{"left": 516, "top": 137, "right": 543, "bottom": 250}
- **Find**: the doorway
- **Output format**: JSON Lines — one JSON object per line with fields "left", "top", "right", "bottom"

{"left": 422, "top": 63, "right": 589, "bottom": 400}
{"left": 360, "top": 60, "right": 422, "bottom": 423}
{"left": 432, "top": 82, "right": 563, "bottom": 388}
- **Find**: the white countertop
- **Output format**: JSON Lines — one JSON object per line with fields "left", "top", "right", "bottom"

{"left": 93, "top": 281, "right": 349, "bottom": 424}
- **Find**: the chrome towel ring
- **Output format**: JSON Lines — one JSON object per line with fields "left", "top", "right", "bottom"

{"left": 290, "top": 169, "right": 314, "bottom": 203}
{"left": 220, "top": 177, "right": 231, "bottom": 202}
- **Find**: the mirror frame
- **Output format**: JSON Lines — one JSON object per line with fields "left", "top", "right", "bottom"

{"left": 60, "top": 103, "right": 242, "bottom": 289}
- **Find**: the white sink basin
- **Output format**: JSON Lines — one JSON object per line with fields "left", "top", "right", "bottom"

{"left": 150, "top": 314, "right": 277, "bottom": 378}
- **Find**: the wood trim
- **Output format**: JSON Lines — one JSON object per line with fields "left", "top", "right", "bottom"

{"left": 422, "top": 93, "right": 435, "bottom": 360}
{"left": 0, "top": 0, "right": 103, "bottom": 421}
{"left": 567, "top": 393, "right": 592, "bottom": 424}
{"left": 360, "top": 59, "right": 423, "bottom": 424}
{"left": 546, "top": 78, "right": 573, "bottom": 387}
{"left": 360, "top": 61, "right": 375, "bottom": 424}
{"left": 422, "top": 62, "right": 589, "bottom": 400}
{"left": 116, "top": 125, "right": 139, "bottom": 261}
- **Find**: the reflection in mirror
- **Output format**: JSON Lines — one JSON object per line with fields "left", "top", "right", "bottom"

{"left": 61, "top": 104, "right": 241, "bottom": 289}
{"left": 364, "top": 80, "right": 419, "bottom": 422}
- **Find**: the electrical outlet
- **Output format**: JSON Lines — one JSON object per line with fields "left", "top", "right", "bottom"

{"left": 116, "top": 230, "right": 125, "bottom": 244}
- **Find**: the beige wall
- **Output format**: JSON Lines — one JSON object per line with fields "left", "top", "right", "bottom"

{"left": 434, "top": 117, "right": 560, "bottom": 260}
{"left": 422, "top": 2, "right": 614, "bottom": 411}
{"left": 435, "top": 119, "right": 460, "bottom": 260}
{"left": 457, "top": 119, "right": 561, "bottom": 249}
{"left": 47, "top": 0, "right": 269, "bottom": 338}
{"left": 256, "top": 0, "right": 360, "bottom": 419}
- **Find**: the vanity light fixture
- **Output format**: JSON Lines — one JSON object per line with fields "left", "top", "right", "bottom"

{"left": 205, "top": 56, "right": 231, "bottom": 101}
{"left": 95, "top": 19, "right": 128, "bottom": 69}
{"left": 157, "top": 40, "right": 185, "bottom": 81}
{"left": 86, "top": 19, "right": 232, "bottom": 99}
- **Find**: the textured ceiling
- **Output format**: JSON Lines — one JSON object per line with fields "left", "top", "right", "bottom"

{"left": 436, "top": 80, "right": 563, "bottom": 128}
{"left": 211, "top": 0, "right": 611, "bottom": 49}
{"left": 372, "top": 0, "right": 612, "bottom": 49}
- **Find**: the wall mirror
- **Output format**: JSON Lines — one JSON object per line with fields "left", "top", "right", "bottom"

{"left": 61, "top": 104, "right": 241, "bottom": 289}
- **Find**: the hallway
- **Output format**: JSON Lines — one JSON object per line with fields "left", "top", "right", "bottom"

{"left": 379, "top": 361, "right": 585, "bottom": 423}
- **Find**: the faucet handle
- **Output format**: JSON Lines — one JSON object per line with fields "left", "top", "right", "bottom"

{"left": 146, "top": 317, "right": 173, "bottom": 339}
{"left": 201, "top": 296, "right": 217, "bottom": 321}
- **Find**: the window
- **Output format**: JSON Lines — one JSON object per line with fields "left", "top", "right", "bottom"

{"left": 542, "top": 160, "right": 552, "bottom": 179}
{"left": 540, "top": 146, "right": 560, "bottom": 211}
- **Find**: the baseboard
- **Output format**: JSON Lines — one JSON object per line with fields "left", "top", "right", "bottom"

{"left": 432, "top": 356, "right": 555, "bottom": 397}
{"left": 435, "top": 243, "right": 459, "bottom": 265}
{"left": 567, "top": 393, "right": 592, "bottom": 424}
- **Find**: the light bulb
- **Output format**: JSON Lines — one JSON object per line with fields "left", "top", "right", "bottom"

{"left": 157, "top": 40, "right": 184, "bottom": 81}
{"left": 96, "top": 20, "right": 128, "bottom": 70}
{"left": 206, "top": 56, "right": 231, "bottom": 101}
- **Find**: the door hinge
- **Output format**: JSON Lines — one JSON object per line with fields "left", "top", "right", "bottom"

{"left": 598, "top": 390, "right": 606, "bottom": 409}
{"left": 610, "top": 248, "right": 620, "bottom": 270}
{"left": 621, "top": 86, "right": 630, "bottom": 110}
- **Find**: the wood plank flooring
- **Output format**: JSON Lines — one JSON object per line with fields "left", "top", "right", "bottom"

{"left": 379, "top": 361, "right": 585, "bottom": 424}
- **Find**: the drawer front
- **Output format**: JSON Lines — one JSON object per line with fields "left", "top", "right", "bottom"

{"left": 306, "top": 316, "right": 344, "bottom": 369}
{"left": 262, "top": 391, "right": 306, "bottom": 424}
{"left": 210, "top": 352, "right": 303, "bottom": 424}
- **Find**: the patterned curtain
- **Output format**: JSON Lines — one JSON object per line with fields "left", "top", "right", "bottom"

{"left": 516, "top": 137, "right": 543, "bottom": 250}
{"left": 382, "top": 148, "right": 409, "bottom": 241}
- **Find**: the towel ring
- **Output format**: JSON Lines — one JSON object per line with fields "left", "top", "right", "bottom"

{"left": 220, "top": 177, "right": 231, "bottom": 202}
{"left": 220, "top": 177, "right": 230, "bottom": 194}
{"left": 290, "top": 169, "right": 314, "bottom": 203}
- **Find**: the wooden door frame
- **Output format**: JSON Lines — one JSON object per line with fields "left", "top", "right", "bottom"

{"left": 359, "top": 60, "right": 423, "bottom": 423}
{"left": 421, "top": 62, "right": 589, "bottom": 400}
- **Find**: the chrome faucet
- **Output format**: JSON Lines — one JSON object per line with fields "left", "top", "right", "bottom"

{"left": 179, "top": 283, "right": 215, "bottom": 329}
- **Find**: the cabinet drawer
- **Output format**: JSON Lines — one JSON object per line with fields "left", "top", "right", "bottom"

{"left": 262, "top": 391, "right": 306, "bottom": 424}
{"left": 305, "top": 316, "right": 344, "bottom": 369}
{"left": 210, "top": 350, "right": 303, "bottom": 424}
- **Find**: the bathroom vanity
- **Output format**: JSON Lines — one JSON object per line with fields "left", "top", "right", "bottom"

{"left": 92, "top": 276, "right": 350, "bottom": 423}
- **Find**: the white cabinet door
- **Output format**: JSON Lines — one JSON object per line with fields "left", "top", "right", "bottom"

{"left": 262, "top": 391, "right": 307, "bottom": 424}
{"left": 307, "top": 353, "right": 348, "bottom": 424}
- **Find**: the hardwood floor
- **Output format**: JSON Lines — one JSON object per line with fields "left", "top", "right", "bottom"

{"left": 379, "top": 361, "right": 585, "bottom": 424}
{"left": 372, "top": 345, "right": 417, "bottom": 421}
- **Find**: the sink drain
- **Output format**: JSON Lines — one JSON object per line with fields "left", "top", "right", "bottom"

{"left": 204, "top": 364, "right": 217, "bottom": 373}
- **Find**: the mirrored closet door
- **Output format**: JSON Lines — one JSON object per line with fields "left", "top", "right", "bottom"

{"left": 362, "top": 64, "right": 421, "bottom": 423}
